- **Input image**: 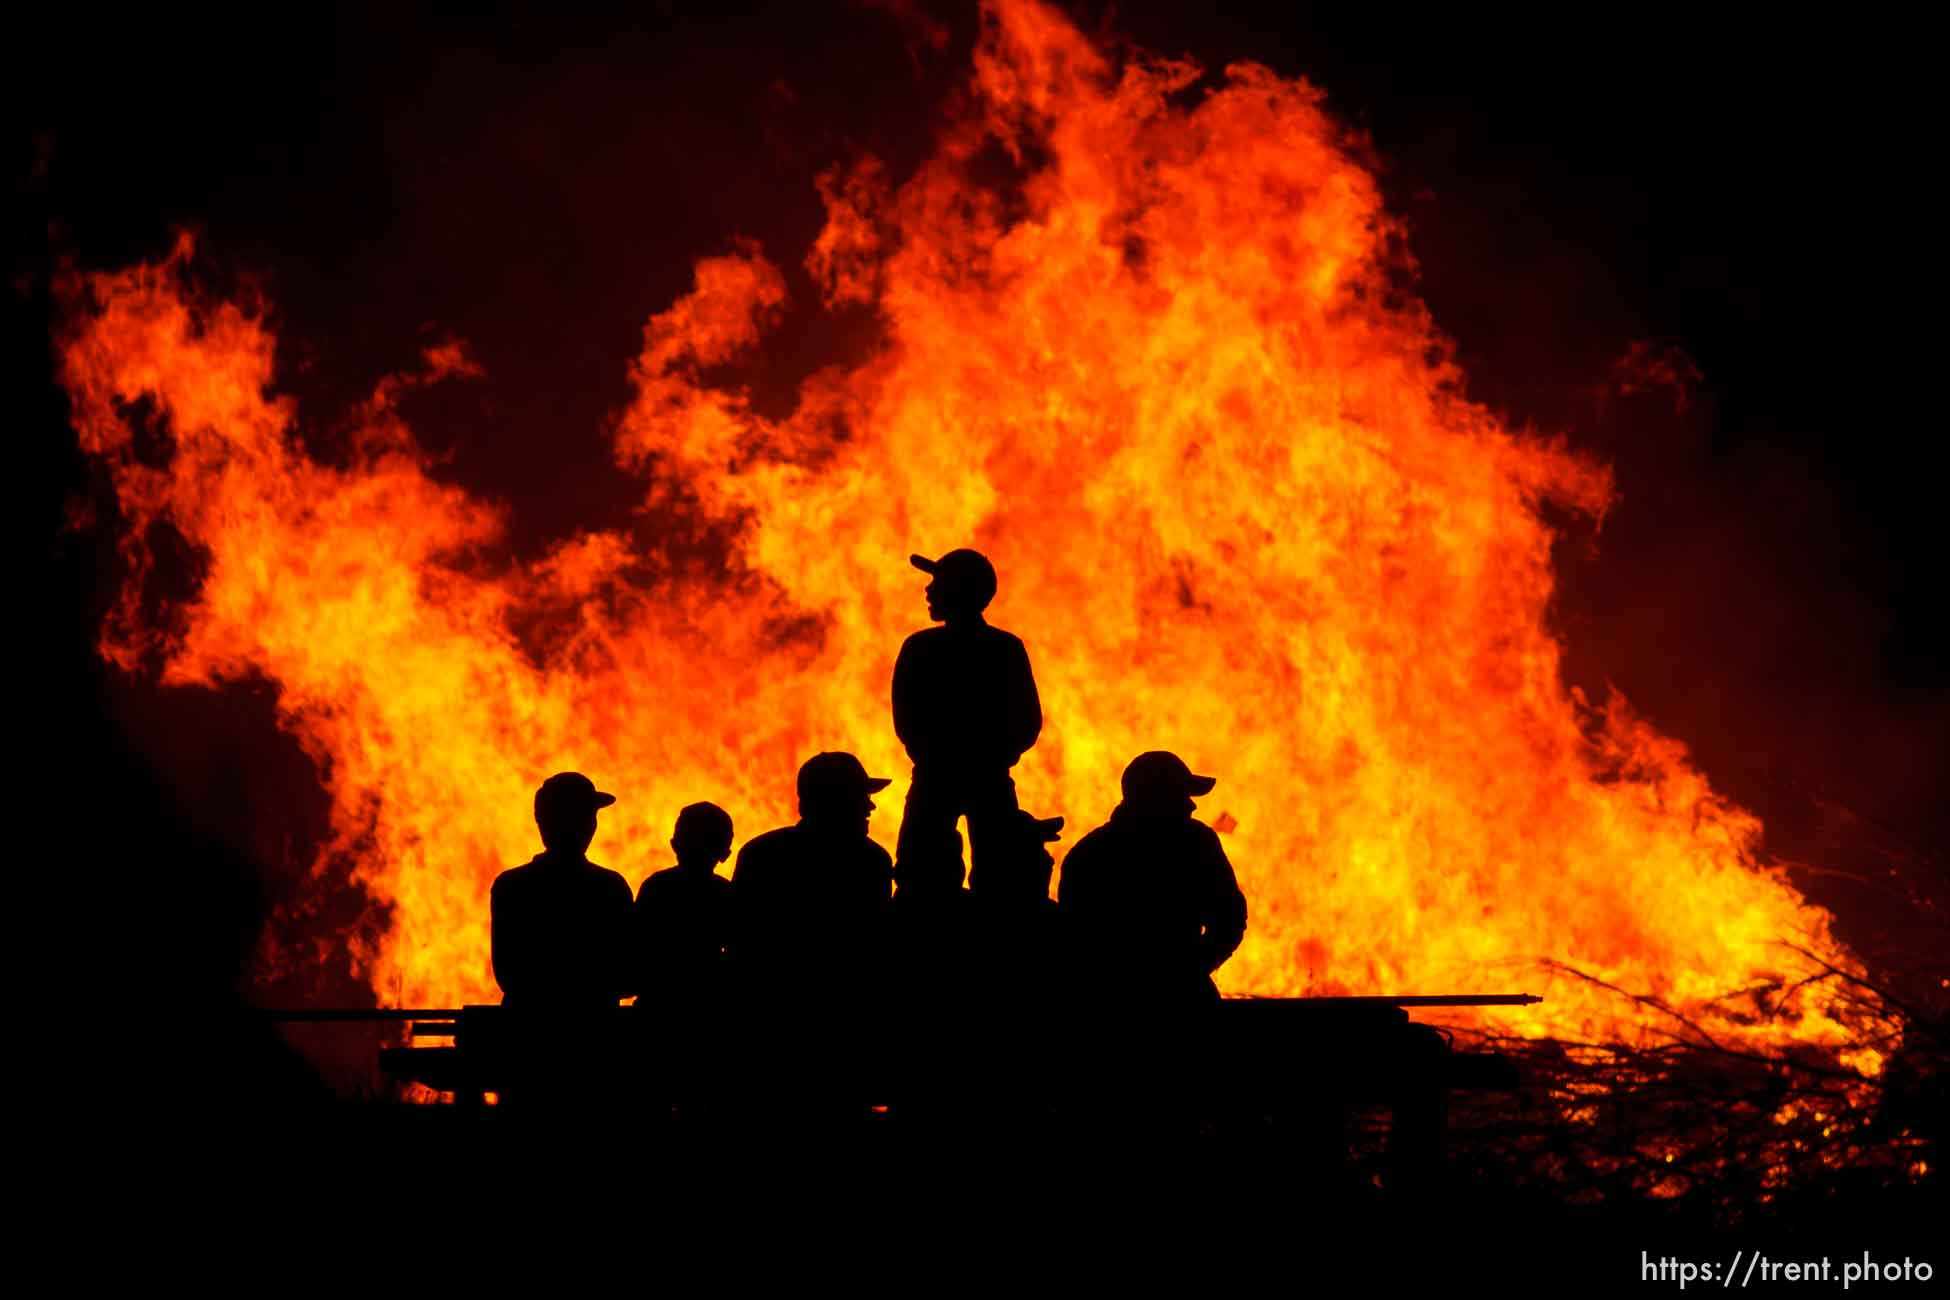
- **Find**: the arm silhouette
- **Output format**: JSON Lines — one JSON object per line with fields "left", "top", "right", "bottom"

{"left": 602, "top": 872, "right": 635, "bottom": 1001}
{"left": 891, "top": 636, "right": 923, "bottom": 759}
{"left": 1005, "top": 635, "right": 1043, "bottom": 761}
{"left": 1196, "top": 831, "right": 1248, "bottom": 974}
{"left": 489, "top": 876, "right": 528, "bottom": 999}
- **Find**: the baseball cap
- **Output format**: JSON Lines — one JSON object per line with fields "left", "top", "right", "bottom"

{"left": 909, "top": 549, "right": 998, "bottom": 603}
{"left": 797, "top": 751, "right": 893, "bottom": 805}
{"left": 534, "top": 771, "right": 617, "bottom": 817}
{"left": 1120, "top": 751, "right": 1216, "bottom": 801}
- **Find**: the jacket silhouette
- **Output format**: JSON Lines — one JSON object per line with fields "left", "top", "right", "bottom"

{"left": 490, "top": 771, "right": 634, "bottom": 1010}
{"left": 893, "top": 549, "right": 1041, "bottom": 884}
{"left": 732, "top": 752, "right": 894, "bottom": 992}
{"left": 1058, "top": 752, "right": 1246, "bottom": 1004}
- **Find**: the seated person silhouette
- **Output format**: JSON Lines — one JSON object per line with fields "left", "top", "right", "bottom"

{"left": 892, "top": 549, "right": 1041, "bottom": 891}
{"left": 732, "top": 752, "right": 895, "bottom": 995}
{"left": 1057, "top": 752, "right": 1247, "bottom": 1006}
{"left": 490, "top": 771, "right": 634, "bottom": 1012}
{"left": 635, "top": 801, "right": 735, "bottom": 1005}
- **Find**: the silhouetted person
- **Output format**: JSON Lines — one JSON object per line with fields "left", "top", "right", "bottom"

{"left": 893, "top": 549, "right": 1041, "bottom": 889}
{"left": 490, "top": 772, "right": 634, "bottom": 1011}
{"left": 732, "top": 752, "right": 895, "bottom": 994}
{"left": 633, "top": 801, "right": 735, "bottom": 1112}
{"left": 1055, "top": 754, "right": 1243, "bottom": 1135}
{"left": 1058, "top": 752, "right": 1246, "bottom": 1005}
{"left": 732, "top": 752, "right": 895, "bottom": 1117}
{"left": 635, "top": 801, "right": 735, "bottom": 1003}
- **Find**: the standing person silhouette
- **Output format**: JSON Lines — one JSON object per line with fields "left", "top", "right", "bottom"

{"left": 490, "top": 771, "right": 634, "bottom": 1011}
{"left": 892, "top": 549, "right": 1042, "bottom": 894}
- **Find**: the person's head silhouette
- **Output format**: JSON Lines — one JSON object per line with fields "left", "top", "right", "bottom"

{"left": 671, "top": 801, "right": 734, "bottom": 869}
{"left": 534, "top": 771, "right": 616, "bottom": 856}
{"left": 910, "top": 549, "right": 997, "bottom": 624}
{"left": 796, "top": 751, "right": 892, "bottom": 835}
{"left": 982, "top": 807, "right": 1064, "bottom": 898}
{"left": 1119, "top": 751, "right": 1215, "bottom": 820}
{"left": 1006, "top": 808, "right": 1065, "bottom": 855}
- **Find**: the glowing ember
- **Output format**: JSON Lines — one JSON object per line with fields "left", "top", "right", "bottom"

{"left": 59, "top": 0, "right": 1869, "bottom": 1055}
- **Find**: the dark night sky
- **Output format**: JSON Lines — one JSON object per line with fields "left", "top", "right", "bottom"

{"left": 16, "top": 2, "right": 1945, "bottom": 1051}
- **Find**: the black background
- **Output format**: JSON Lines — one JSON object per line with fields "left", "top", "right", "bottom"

{"left": 14, "top": 2, "right": 1945, "bottom": 1107}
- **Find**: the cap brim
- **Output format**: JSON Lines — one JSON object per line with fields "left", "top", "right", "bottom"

{"left": 593, "top": 791, "right": 618, "bottom": 808}
{"left": 1186, "top": 775, "right": 1217, "bottom": 796}
{"left": 864, "top": 776, "right": 893, "bottom": 792}
{"left": 909, "top": 554, "right": 938, "bottom": 574}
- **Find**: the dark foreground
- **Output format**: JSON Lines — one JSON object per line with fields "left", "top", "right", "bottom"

{"left": 109, "top": 1099, "right": 1943, "bottom": 1294}
{"left": 79, "top": 1001, "right": 1944, "bottom": 1293}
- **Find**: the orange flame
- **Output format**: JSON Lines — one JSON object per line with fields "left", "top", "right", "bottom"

{"left": 60, "top": 0, "right": 1868, "bottom": 1055}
